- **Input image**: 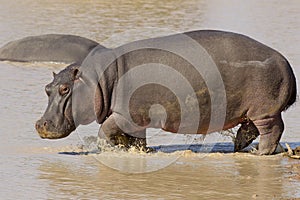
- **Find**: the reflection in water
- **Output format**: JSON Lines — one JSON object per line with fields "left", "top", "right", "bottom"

{"left": 38, "top": 154, "right": 299, "bottom": 199}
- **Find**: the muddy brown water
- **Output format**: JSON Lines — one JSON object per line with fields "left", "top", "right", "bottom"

{"left": 0, "top": 0, "right": 300, "bottom": 199}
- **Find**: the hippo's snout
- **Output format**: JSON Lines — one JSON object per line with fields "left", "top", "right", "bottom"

{"left": 35, "top": 118, "right": 54, "bottom": 138}
{"left": 35, "top": 117, "right": 74, "bottom": 139}
{"left": 35, "top": 118, "right": 48, "bottom": 131}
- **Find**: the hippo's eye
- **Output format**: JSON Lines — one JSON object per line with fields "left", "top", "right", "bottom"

{"left": 59, "top": 85, "right": 70, "bottom": 96}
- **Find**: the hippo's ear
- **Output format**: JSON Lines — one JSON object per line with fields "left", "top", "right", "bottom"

{"left": 73, "top": 68, "right": 82, "bottom": 80}
{"left": 52, "top": 72, "right": 57, "bottom": 77}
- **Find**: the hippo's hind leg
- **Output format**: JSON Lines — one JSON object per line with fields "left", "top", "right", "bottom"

{"left": 98, "top": 113, "right": 147, "bottom": 151}
{"left": 252, "top": 114, "right": 284, "bottom": 155}
{"left": 234, "top": 119, "right": 260, "bottom": 152}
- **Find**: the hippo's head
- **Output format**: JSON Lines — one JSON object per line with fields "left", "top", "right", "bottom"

{"left": 35, "top": 63, "right": 81, "bottom": 139}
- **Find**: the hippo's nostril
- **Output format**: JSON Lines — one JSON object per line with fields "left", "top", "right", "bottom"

{"left": 35, "top": 119, "right": 49, "bottom": 130}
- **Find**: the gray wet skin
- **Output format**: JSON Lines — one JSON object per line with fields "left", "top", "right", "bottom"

{"left": 0, "top": 34, "right": 100, "bottom": 64}
{"left": 35, "top": 30, "right": 297, "bottom": 155}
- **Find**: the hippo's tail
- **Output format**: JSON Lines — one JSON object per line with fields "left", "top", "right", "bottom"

{"left": 283, "top": 59, "right": 297, "bottom": 111}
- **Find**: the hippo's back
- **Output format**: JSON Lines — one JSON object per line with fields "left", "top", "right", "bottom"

{"left": 187, "top": 30, "right": 280, "bottom": 63}
{"left": 0, "top": 34, "right": 100, "bottom": 63}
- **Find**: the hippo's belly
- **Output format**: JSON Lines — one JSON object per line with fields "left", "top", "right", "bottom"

{"left": 115, "top": 80, "right": 245, "bottom": 134}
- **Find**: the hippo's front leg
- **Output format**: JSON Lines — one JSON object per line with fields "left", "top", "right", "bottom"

{"left": 234, "top": 119, "right": 260, "bottom": 152}
{"left": 98, "top": 113, "right": 147, "bottom": 150}
{"left": 253, "top": 114, "right": 284, "bottom": 155}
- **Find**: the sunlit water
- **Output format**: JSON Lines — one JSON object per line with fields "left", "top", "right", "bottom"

{"left": 0, "top": 0, "right": 299, "bottom": 199}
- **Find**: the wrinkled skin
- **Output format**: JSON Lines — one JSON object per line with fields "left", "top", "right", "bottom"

{"left": 35, "top": 30, "right": 297, "bottom": 155}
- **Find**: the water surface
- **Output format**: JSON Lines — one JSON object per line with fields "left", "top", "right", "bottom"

{"left": 0, "top": 0, "right": 299, "bottom": 199}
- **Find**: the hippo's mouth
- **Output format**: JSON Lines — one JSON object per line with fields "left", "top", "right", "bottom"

{"left": 35, "top": 119, "right": 75, "bottom": 139}
{"left": 37, "top": 129, "right": 71, "bottom": 139}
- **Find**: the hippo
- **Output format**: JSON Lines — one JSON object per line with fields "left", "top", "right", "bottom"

{"left": 0, "top": 34, "right": 101, "bottom": 63}
{"left": 35, "top": 30, "right": 297, "bottom": 155}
